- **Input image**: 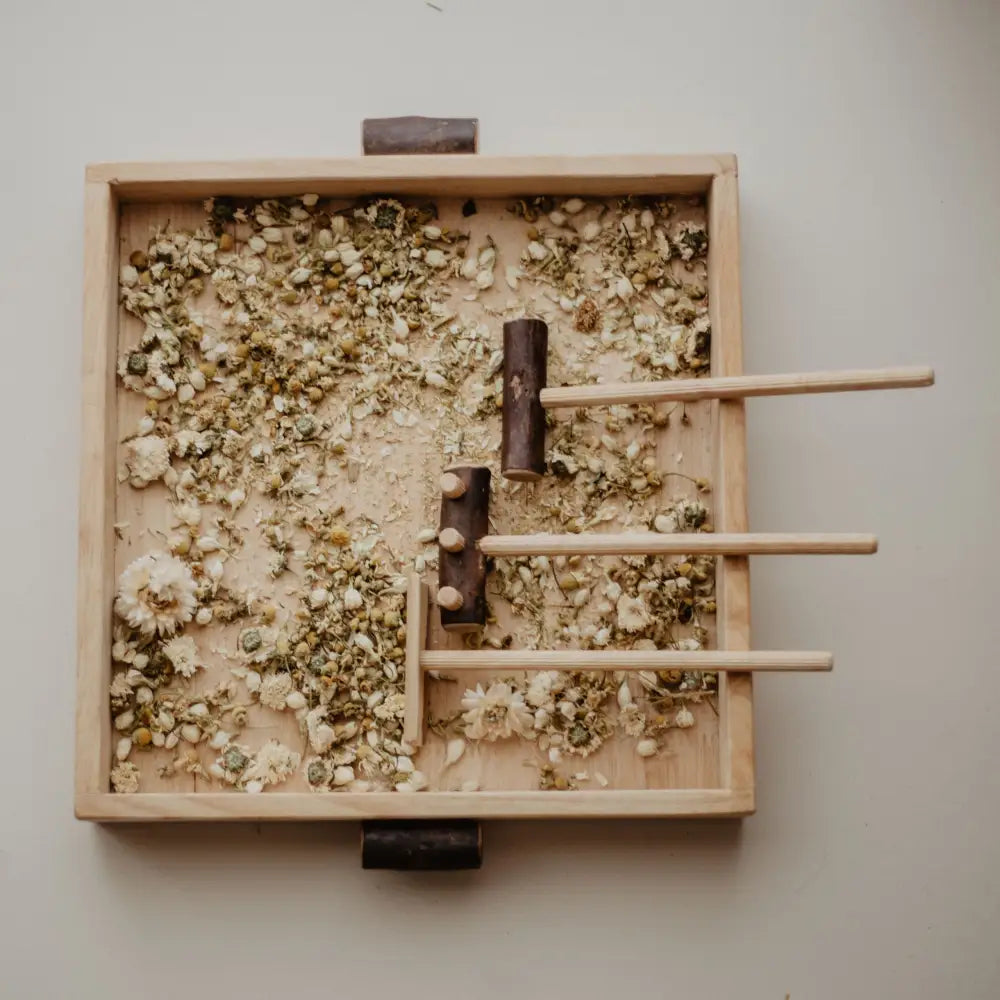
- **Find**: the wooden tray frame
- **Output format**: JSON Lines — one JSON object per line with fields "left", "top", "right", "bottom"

{"left": 76, "top": 154, "right": 753, "bottom": 822}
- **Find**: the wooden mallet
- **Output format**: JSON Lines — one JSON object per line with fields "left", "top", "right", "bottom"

{"left": 432, "top": 460, "right": 881, "bottom": 631}
{"left": 435, "top": 465, "right": 491, "bottom": 632}
{"left": 499, "top": 318, "right": 935, "bottom": 481}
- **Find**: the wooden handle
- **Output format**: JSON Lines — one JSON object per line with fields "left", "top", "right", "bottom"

{"left": 539, "top": 366, "right": 935, "bottom": 408}
{"left": 478, "top": 532, "right": 878, "bottom": 557}
{"left": 421, "top": 650, "right": 833, "bottom": 672}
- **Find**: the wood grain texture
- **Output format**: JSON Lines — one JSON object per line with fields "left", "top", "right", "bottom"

{"left": 403, "top": 577, "right": 429, "bottom": 746}
{"left": 540, "top": 366, "right": 935, "bottom": 408}
{"left": 421, "top": 650, "right": 832, "bottom": 671}
{"left": 709, "top": 170, "right": 755, "bottom": 800}
{"left": 362, "top": 117, "right": 478, "bottom": 155}
{"left": 85, "top": 154, "right": 736, "bottom": 200}
{"left": 480, "top": 532, "right": 878, "bottom": 557}
{"left": 75, "top": 788, "right": 754, "bottom": 821}
{"left": 75, "top": 180, "right": 118, "bottom": 806}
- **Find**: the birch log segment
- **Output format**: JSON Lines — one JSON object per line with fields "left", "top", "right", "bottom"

{"left": 361, "top": 117, "right": 479, "bottom": 155}
{"left": 501, "top": 318, "right": 548, "bottom": 481}
{"left": 361, "top": 820, "right": 483, "bottom": 870}
{"left": 438, "top": 465, "right": 491, "bottom": 632}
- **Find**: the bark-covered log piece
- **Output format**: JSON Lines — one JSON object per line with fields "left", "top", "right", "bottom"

{"left": 362, "top": 117, "right": 479, "bottom": 155}
{"left": 361, "top": 820, "right": 483, "bottom": 870}
{"left": 438, "top": 465, "right": 491, "bottom": 632}
{"left": 501, "top": 318, "right": 549, "bottom": 481}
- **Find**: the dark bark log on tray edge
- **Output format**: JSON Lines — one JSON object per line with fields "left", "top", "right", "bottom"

{"left": 362, "top": 117, "right": 478, "bottom": 155}
{"left": 362, "top": 820, "right": 483, "bottom": 870}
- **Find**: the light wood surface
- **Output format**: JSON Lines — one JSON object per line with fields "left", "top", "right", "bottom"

{"left": 75, "top": 788, "right": 754, "bottom": 821}
{"left": 77, "top": 157, "right": 753, "bottom": 819}
{"left": 709, "top": 171, "right": 754, "bottom": 797}
{"left": 479, "top": 532, "right": 878, "bottom": 557}
{"left": 86, "top": 154, "right": 736, "bottom": 200}
{"left": 421, "top": 650, "right": 832, "bottom": 671}
{"left": 539, "top": 366, "right": 935, "bottom": 408}
{"left": 403, "top": 577, "right": 429, "bottom": 746}
{"left": 75, "top": 180, "right": 119, "bottom": 799}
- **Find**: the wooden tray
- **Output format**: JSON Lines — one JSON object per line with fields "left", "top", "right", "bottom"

{"left": 76, "top": 151, "right": 752, "bottom": 822}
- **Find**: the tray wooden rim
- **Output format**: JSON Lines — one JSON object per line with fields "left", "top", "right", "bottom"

{"left": 76, "top": 154, "right": 754, "bottom": 822}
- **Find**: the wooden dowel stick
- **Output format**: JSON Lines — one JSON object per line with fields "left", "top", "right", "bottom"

{"left": 539, "top": 366, "right": 934, "bottom": 409}
{"left": 439, "top": 472, "right": 466, "bottom": 498}
{"left": 420, "top": 650, "right": 833, "bottom": 672}
{"left": 403, "top": 575, "right": 429, "bottom": 746}
{"left": 478, "top": 532, "right": 878, "bottom": 557}
{"left": 438, "top": 527, "right": 466, "bottom": 552}
{"left": 436, "top": 586, "right": 464, "bottom": 610}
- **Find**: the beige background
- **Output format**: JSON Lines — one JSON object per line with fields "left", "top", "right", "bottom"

{"left": 2, "top": 1, "right": 998, "bottom": 996}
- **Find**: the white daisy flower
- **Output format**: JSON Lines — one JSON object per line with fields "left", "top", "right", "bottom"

{"left": 114, "top": 552, "right": 197, "bottom": 637}
{"left": 461, "top": 682, "right": 533, "bottom": 741}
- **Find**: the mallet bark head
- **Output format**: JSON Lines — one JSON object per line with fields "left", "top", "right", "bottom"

{"left": 501, "top": 318, "right": 548, "bottom": 482}
{"left": 437, "top": 465, "right": 491, "bottom": 632}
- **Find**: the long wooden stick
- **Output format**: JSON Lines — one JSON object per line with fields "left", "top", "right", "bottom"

{"left": 478, "top": 532, "right": 878, "bottom": 557}
{"left": 420, "top": 650, "right": 832, "bottom": 672}
{"left": 403, "top": 575, "right": 429, "bottom": 746}
{"left": 539, "top": 366, "right": 934, "bottom": 408}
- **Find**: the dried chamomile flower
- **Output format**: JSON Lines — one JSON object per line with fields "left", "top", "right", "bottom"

{"left": 675, "top": 706, "right": 696, "bottom": 728}
{"left": 111, "top": 761, "right": 140, "bottom": 793}
{"left": 461, "top": 682, "right": 533, "bottom": 741}
{"left": 161, "top": 635, "right": 202, "bottom": 679}
{"left": 241, "top": 740, "right": 300, "bottom": 789}
{"left": 115, "top": 552, "right": 197, "bottom": 637}
{"left": 258, "top": 671, "right": 293, "bottom": 710}
{"left": 616, "top": 594, "right": 651, "bottom": 633}
{"left": 123, "top": 435, "right": 171, "bottom": 488}
{"left": 305, "top": 707, "right": 336, "bottom": 753}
